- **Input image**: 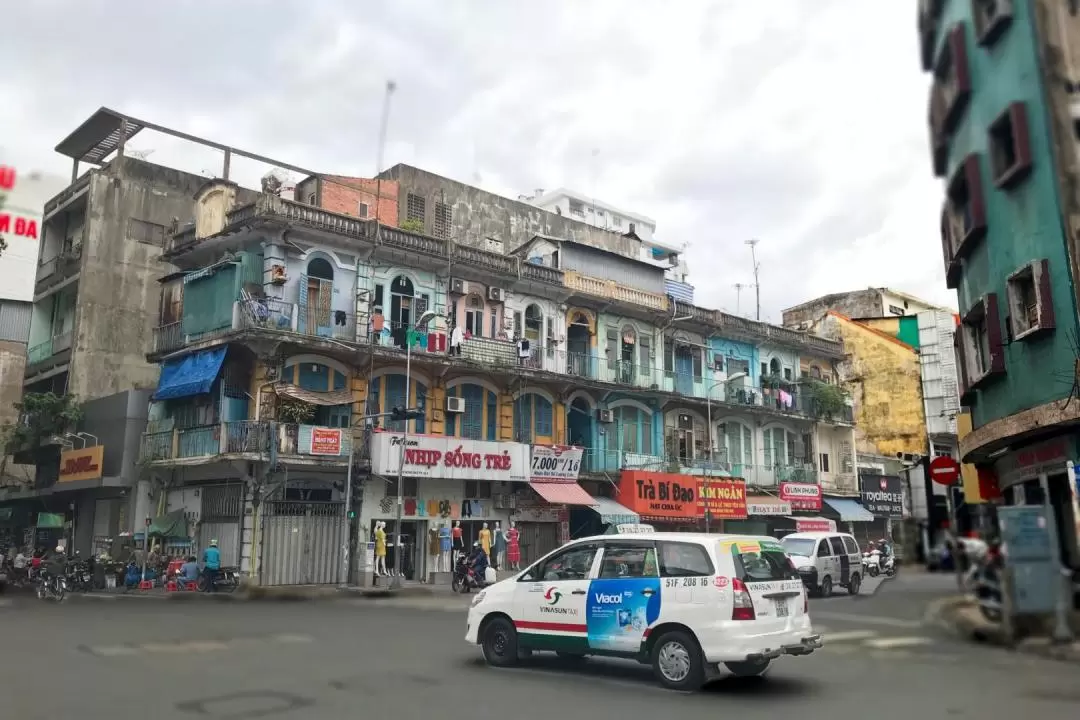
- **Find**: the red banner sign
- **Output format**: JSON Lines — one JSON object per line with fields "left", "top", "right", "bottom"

{"left": 617, "top": 471, "right": 747, "bottom": 520}
{"left": 779, "top": 482, "right": 822, "bottom": 511}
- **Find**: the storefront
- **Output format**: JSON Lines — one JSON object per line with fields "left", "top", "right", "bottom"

{"left": 858, "top": 472, "right": 904, "bottom": 545}
{"left": 823, "top": 491, "right": 878, "bottom": 544}
{"left": 739, "top": 496, "right": 793, "bottom": 536}
{"left": 517, "top": 445, "right": 594, "bottom": 563}
{"left": 615, "top": 470, "right": 747, "bottom": 531}
{"left": 776, "top": 482, "right": 833, "bottom": 537}
{"left": 365, "top": 431, "right": 532, "bottom": 580}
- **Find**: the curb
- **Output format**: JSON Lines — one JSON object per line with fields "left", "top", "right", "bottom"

{"left": 854, "top": 572, "right": 897, "bottom": 600}
{"left": 75, "top": 584, "right": 440, "bottom": 603}
{"left": 923, "top": 595, "right": 1080, "bottom": 664}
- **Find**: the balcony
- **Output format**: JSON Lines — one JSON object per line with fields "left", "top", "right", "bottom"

{"left": 139, "top": 420, "right": 352, "bottom": 464}
{"left": 563, "top": 271, "right": 669, "bottom": 312}
{"left": 25, "top": 331, "right": 73, "bottom": 369}
{"left": 34, "top": 244, "right": 83, "bottom": 295}
{"left": 578, "top": 449, "right": 669, "bottom": 475}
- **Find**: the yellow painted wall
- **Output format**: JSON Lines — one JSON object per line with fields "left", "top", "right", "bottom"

{"left": 860, "top": 317, "right": 900, "bottom": 336}
{"left": 956, "top": 412, "right": 984, "bottom": 503}
{"left": 350, "top": 376, "right": 368, "bottom": 439}
{"left": 818, "top": 315, "right": 926, "bottom": 458}
{"left": 497, "top": 392, "right": 514, "bottom": 441}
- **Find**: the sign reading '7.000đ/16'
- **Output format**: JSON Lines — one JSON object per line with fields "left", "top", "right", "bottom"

{"left": 529, "top": 445, "right": 584, "bottom": 482}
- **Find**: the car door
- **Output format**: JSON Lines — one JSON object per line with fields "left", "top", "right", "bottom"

{"left": 587, "top": 540, "right": 661, "bottom": 654}
{"left": 656, "top": 540, "right": 715, "bottom": 631}
{"left": 512, "top": 542, "right": 601, "bottom": 655}
{"left": 815, "top": 537, "right": 832, "bottom": 580}
{"left": 829, "top": 536, "right": 849, "bottom": 585}
{"left": 842, "top": 535, "right": 862, "bottom": 577}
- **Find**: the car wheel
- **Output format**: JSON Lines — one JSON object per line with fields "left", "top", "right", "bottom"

{"left": 651, "top": 630, "right": 706, "bottom": 691}
{"left": 724, "top": 659, "right": 771, "bottom": 677}
{"left": 848, "top": 573, "right": 861, "bottom": 595}
{"left": 820, "top": 576, "right": 833, "bottom": 598}
{"left": 481, "top": 617, "right": 519, "bottom": 668}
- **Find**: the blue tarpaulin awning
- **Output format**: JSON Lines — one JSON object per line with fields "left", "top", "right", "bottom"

{"left": 154, "top": 347, "right": 227, "bottom": 401}
{"left": 822, "top": 497, "right": 875, "bottom": 522}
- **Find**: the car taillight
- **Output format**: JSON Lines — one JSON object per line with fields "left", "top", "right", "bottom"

{"left": 803, "top": 587, "right": 808, "bottom": 614}
{"left": 731, "top": 578, "right": 755, "bottom": 621}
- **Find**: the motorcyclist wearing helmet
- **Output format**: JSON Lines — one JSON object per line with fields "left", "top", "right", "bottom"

{"left": 468, "top": 541, "right": 488, "bottom": 584}
{"left": 201, "top": 539, "right": 221, "bottom": 592}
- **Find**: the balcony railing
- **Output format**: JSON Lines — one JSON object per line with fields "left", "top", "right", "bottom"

{"left": 139, "top": 420, "right": 352, "bottom": 463}
{"left": 563, "top": 271, "right": 669, "bottom": 312}
{"left": 25, "top": 331, "right": 72, "bottom": 366}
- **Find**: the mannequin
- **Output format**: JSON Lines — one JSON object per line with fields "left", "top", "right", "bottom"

{"left": 437, "top": 522, "right": 451, "bottom": 572}
{"left": 493, "top": 521, "right": 507, "bottom": 570}
{"left": 451, "top": 521, "right": 464, "bottom": 563}
{"left": 506, "top": 521, "right": 521, "bottom": 571}
{"left": 479, "top": 522, "right": 492, "bottom": 559}
{"left": 428, "top": 525, "right": 439, "bottom": 575}
{"left": 374, "top": 521, "right": 388, "bottom": 577}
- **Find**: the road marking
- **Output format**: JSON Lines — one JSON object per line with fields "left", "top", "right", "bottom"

{"left": 83, "top": 633, "right": 314, "bottom": 658}
{"left": 863, "top": 636, "right": 935, "bottom": 649}
{"left": 812, "top": 611, "right": 923, "bottom": 628}
{"left": 90, "top": 645, "right": 141, "bottom": 657}
{"left": 823, "top": 630, "right": 879, "bottom": 643}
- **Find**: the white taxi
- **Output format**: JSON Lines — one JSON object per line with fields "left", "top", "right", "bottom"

{"left": 465, "top": 531, "right": 822, "bottom": 690}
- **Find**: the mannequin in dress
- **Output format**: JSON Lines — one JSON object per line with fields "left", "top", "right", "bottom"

{"left": 479, "top": 522, "right": 492, "bottom": 559}
{"left": 437, "top": 522, "right": 452, "bottom": 572}
{"left": 506, "top": 521, "right": 521, "bottom": 571}
{"left": 493, "top": 521, "right": 507, "bottom": 570}
{"left": 451, "top": 520, "right": 464, "bottom": 563}
{"left": 428, "top": 525, "right": 440, "bottom": 575}
{"left": 374, "top": 521, "right": 388, "bottom": 576}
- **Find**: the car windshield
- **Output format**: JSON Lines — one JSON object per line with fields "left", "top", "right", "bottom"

{"left": 781, "top": 538, "right": 817, "bottom": 557}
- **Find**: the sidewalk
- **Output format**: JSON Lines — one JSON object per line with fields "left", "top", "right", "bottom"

{"left": 926, "top": 595, "right": 1080, "bottom": 664}
{"left": 77, "top": 580, "right": 448, "bottom": 603}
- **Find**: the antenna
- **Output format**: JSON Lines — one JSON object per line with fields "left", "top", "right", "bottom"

{"left": 745, "top": 239, "right": 761, "bottom": 321}
{"left": 734, "top": 283, "right": 744, "bottom": 316}
{"left": 128, "top": 149, "right": 155, "bottom": 161}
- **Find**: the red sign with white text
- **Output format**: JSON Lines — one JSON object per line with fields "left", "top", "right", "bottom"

{"left": 779, "top": 482, "right": 822, "bottom": 511}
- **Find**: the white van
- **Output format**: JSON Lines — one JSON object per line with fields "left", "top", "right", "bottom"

{"left": 780, "top": 531, "right": 863, "bottom": 596}
{"left": 465, "top": 531, "right": 822, "bottom": 691}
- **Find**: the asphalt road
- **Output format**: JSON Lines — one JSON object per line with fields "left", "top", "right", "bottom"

{"left": 1, "top": 574, "right": 1077, "bottom": 720}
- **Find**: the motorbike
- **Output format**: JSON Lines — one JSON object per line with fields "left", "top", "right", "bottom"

{"left": 968, "top": 541, "right": 1004, "bottom": 622}
{"left": 196, "top": 567, "right": 240, "bottom": 593}
{"left": 881, "top": 553, "right": 897, "bottom": 577}
{"left": 862, "top": 551, "right": 881, "bottom": 577}
{"left": 65, "top": 554, "right": 95, "bottom": 592}
{"left": 451, "top": 554, "right": 493, "bottom": 593}
{"left": 36, "top": 570, "right": 67, "bottom": 602}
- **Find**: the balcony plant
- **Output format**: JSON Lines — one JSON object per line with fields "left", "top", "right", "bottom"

{"left": 276, "top": 397, "right": 315, "bottom": 425}
{"left": 761, "top": 374, "right": 795, "bottom": 391}
{"left": 802, "top": 378, "right": 849, "bottom": 419}
{"left": 0, "top": 392, "right": 84, "bottom": 480}
{"left": 400, "top": 218, "right": 425, "bottom": 233}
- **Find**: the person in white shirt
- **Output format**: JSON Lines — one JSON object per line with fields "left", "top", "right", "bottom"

{"left": 13, "top": 550, "right": 28, "bottom": 570}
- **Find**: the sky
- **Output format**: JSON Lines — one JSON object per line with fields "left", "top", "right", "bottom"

{"left": 0, "top": 0, "right": 954, "bottom": 323}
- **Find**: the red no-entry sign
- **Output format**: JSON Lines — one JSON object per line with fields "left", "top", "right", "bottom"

{"left": 929, "top": 455, "right": 962, "bottom": 486}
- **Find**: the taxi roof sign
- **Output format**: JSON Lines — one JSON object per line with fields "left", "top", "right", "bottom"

{"left": 605, "top": 523, "right": 656, "bottom": 535}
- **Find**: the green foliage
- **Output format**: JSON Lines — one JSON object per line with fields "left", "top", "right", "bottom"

{"left": 400, "top": 218, "right": 425, "bottom": 233}
{"left": 802, "top": 378, "right": 848, "bottom": 417}
{"left": 276, "top": 397, "right": 315, "bottom": 425}
{"left": 1, "top": 392, "right": 84, "bottom": 454}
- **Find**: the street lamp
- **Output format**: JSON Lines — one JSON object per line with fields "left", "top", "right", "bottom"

{"left": 391, "top": 309, "right": 436, "bottom": 589}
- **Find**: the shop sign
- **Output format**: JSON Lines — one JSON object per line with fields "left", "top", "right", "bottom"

{"left": 796, "top": 518, "right": 836, "bottom": 533}
{"left": 58, "top": 446, "right": 104, "bottom": 483}
{"left": 0, "top": 213, "right": 39, "bottom": 239}
{"left": 309, "top": 427, "right": 343, "bottom": 455}
{"left": 747, "top": 499, "right": 792, "bottom": 516}
{"left": 859, "top": 473, "right": 904, "bottom": 517}
{"left": 618, "top": 471, "right": 747, "bottom": 520}
{"left": 779, "top": 482, "right": 822, "bottom": 511}
{"left": 994, "top": 437, "right": 1071, "bottom": 489}
{"left": 530, "top": 445, "right": 583, "bottom": 482}
{"left": 370, "top": 432, "right": 530, "bottom": 482}
{"left": 701, "top": 479, "right": 748, "bottom": 520}
{"left": 513, "top": 506, "right": 563, "bottom": 523}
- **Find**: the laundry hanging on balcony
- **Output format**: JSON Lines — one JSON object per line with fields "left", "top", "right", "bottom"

{"left": 153, "top": 347, "right": 227, "bottom": 401}
{"left": 273, "top": 383, "right": 353, "bottom": 406}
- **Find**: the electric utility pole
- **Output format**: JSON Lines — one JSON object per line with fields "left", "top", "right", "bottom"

{"left": 745, "top": 238, "right": 761, "bottom": 321}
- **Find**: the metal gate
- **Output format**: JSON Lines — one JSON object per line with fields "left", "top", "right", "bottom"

{"left": 260, "top": 501, "right": 347, "bottom": 585}
{"left": 199, "top": 485, "right": 243, "bottom": 568}
{"left": 517, "top": 522, "right": 559, "bottom": 566}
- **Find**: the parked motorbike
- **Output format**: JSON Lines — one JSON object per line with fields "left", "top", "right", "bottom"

{"left": 36, "top": 570, "right": 67, "bottom": 602}
{"left": 969, "top": 540, "right": 1004, "bottom": 622}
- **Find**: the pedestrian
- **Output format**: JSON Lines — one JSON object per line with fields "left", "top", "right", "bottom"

{"left": 201, "top": 540, "right": 221, "bottom": 592}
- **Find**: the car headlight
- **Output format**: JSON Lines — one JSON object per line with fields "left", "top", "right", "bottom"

{"left": 470, "top": 591, "right": 486, "bottom": 607}
{"left": 797, "top": 564, "right": 814, "bottom": 572}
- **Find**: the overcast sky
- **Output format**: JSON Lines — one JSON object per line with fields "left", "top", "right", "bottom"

{"left": 0, "top": 0, "right": 951, "bottom": 322}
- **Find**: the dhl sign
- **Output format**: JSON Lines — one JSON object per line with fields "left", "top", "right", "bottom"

{"left": 59, "top": 446, "right": 104, "bottom": 483}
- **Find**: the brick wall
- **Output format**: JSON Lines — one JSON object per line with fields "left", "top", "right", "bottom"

{"left": 318, "top": 175, "right": 398, "bottom": 224}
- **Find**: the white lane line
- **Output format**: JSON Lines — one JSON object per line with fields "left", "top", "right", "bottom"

{"left": 812, "top": 611, "right": 923, "bottom": 628}
{"left": 823, "top": 630, "right": 879, "bottom": 643}
{"left": 90, "top": 645, "right": 141, "bottom": 657}
{"left": 863, "top": 636, "right": 935, "bottom": 649}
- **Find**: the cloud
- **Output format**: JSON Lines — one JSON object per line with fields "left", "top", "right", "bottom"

{"left": 0, "top": 0, "right": 954, "bottom": 322}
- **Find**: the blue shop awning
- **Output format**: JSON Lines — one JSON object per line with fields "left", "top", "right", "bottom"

{"left": 154, "top": 347, "right": 227, "bottom": 401}
{"left": 822, "top": 497, "right": 875, "bottom": 523}
{"left": 589, "top": 495, "right": 640, "bottom": 526}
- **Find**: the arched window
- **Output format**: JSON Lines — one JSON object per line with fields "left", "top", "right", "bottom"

{"left": 447, "top": 384, "right": 497, "bottom": 441}
{"left": 464, "top": 294, "right": 484, "bottom": 337}
{"left": 810, "top": 365, "right": 822, "bottom": 379}
{"left": 307, "top": 257, "right": 334, "bottom": 280}
{"left": 514, "top": 393, "right": 554, "bottom": 443}
{"left": 301, "top": 257, "right": 335, "bottom": 335}
{"left": 390, "top": 275, "right": 415, "bottom": 328}
{"left": 720, "top": 422, "right": 753, "bottom": 468}
{"left": 368, "top": 374, "right": 427, "bottom": 433}
{"left": 524, "top": 304, "right": 543, "bottom": 342}
{"left": 613, "top": 405, "right": 653, "bottom": 455}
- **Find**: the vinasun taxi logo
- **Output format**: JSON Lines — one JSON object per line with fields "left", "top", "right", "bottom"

{"left": 539, "top": 586, "right": 579, "bottom": 616}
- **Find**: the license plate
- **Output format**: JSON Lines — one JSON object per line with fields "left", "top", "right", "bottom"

{"left": 775, "top": 600, "right": 789, "bottom": 617}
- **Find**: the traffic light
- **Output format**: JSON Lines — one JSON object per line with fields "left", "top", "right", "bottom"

{"left": 347, "top": 510, "right": 357, "bottom": 520}
{"left": 389, "top": 406, "right": 423, "bottom": 421}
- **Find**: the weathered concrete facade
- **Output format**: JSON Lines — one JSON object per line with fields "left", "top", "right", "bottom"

{"left": 813, "top": 313, "right": 927, "bottom": 461}
{"left": 783, "top": 288, "right": 948, "bottom": 329}
{"left": 377, "top": 164, "right": 641, "bottom": 257}
{"left": 0, "top": 339, "right": 31, "bottom": 486}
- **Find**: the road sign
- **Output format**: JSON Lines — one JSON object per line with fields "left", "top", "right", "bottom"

{"left": 929, "top": 455, "right": 961, "bottom": 486}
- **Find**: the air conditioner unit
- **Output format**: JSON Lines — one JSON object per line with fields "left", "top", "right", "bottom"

{"left": 488, "top": 287, "right": 506, "bottom": 303}
{"left": 597, "top": 409, "right": 614, "bottom": 423}
{"left": 449, "top": 277, "right": 466, "bottom": 295}
{"left": 446, "top": 396, "right": 466, "bottom": 414}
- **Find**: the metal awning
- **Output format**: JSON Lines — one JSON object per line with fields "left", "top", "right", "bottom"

{"left": 529, "top": 481, "right": 597, "bottom": 506}
{"left": 822, "top": 498, "right": 875, "bottom": 522}
{"left": 273, "top": 384, "right": 353, "bottom": 406}
{"left": 588, "top": 495, "right": 639, "bottom": 525}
